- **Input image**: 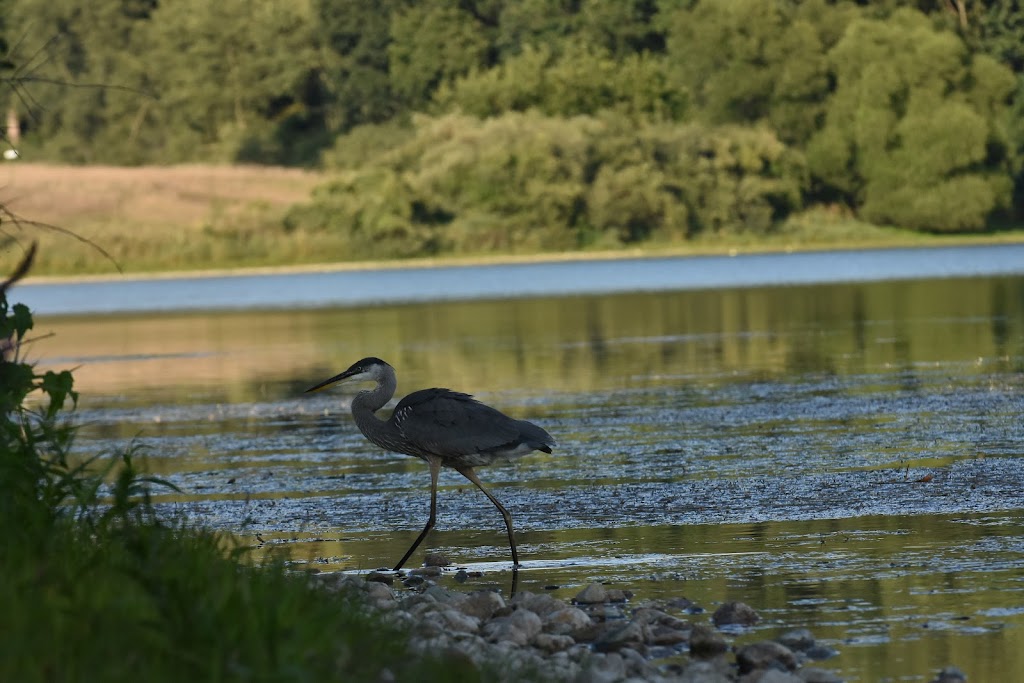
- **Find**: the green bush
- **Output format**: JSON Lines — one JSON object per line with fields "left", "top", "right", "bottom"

{"left": 286, "top": 112, "right": 807, "bottom": 258}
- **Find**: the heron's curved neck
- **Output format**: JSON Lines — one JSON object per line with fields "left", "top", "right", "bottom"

{"left": 350, "top": 367, "right": 398, "bottom": 446}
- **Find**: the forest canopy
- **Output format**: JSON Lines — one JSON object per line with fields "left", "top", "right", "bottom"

{"left": 2, "top": 0, "right": 1023, "bottom": 258}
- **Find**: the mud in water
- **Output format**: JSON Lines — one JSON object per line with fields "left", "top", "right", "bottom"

{"left": 50, "top": 273, "right": 1024, "bottom": 682}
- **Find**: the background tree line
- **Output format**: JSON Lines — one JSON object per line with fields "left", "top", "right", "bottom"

{"left": 2, "top": 0, "right": 1024, "bottom": 258}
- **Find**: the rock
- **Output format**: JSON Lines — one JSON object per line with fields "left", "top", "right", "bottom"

{"left": 363, "top": 581, "right": 395, "bottom": 603}
{"left": 688, "top": 623, "right": 729, "bottom": 658}
{"left": 458, "top": 590, "right": 506, "bottom": 620}
{"left": 481, "top": 608, "right": 543, "bottom": 646}
{"left": 423, "top": 585, "right": 463, "bottom": 605}
{"left": 533, "top": 632, "right": 576, "bottom": 653}
{"left": 741, "top": 670, "right": 804, "bottom": 683}
{"left": 619, "top": 646, "right": 658, "bottom": 678}
{"left": 402, "top": 575, "right": 426, "bottom": 589}
{"left": 797, "top": 667, "right": 845, "bottom": 683}
{"left": 713, "top": 601, "right": 761, "bottom": 627}
{"left": 667, "top": 596, "right": 704, "bottom": 613}
{"left": 632, "top": 607, "right": 689, "bottom": 630}
{"left": 606, "top": 588, "right": 633, "bottom": 603}
{"left": 804, "top": 644, "right": 840, "bottom": 661}
{"left": 543, "top": 606, "right": 593, "bottom": 635}
{"left": 648, "top": 624, "right": 689, "bottom": 646}
{"left": 574, "top": 583, "right": 609, "bottom": 605}
{"left": 736, "top": 641, "right": 798, "bottom": 674}
{"left": 776, "top": 628, "right": 816, "bottom": 652}
{"left": 592, "top": 617, "right": 648, "bottom": 653}
{"left": 577, "top": 652, "right": 626, "bottom": 683}
{"left": 423, "top": 552, "right": 451, "bottom": 567}
{"left": 679, "top": 659, "right": 734, "bottom": 683}
{"left": 929, "top": 666, "right": 968, "bottom": 683}
{"left": 409, "top": 566, "right": 442, "bottom": 577}
{"left": 511, "top": 590, "right": 564, "bottom": 617}
{"left": 365, "top": 571, "right": 394, "bottom": 585}
{"left": 423, "top": 608, "right": 480, "bottom": 635}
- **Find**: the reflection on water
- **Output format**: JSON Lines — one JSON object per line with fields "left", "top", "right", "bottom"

{"left": 34, "top": 274, "right": 1024, "bottom": 682}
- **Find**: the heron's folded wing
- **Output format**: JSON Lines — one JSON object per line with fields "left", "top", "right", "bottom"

{"left": 394, "top": 388, "right": 522, "bottom": 458}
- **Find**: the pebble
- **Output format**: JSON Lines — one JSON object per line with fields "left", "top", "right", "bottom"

{"left": 736, "top": 641, "right": 798, "bottom": 674}
{"left": 458, "top": 590, "right": 506, "bottom": 620}
{"left": 306, "top": 573, "right": 956, "bottom": 683}
{"left": 574, "top": 582, "right": 610, "bottom": 604}
{"left": 481, "top": 607, "right": 543, "bottom": 646}
{"left": 688, "top": 622, "right": 729, "bottom": 658}
{"left": 423, "top": 552, "right": 451, "bottom": 567}
{"left": 543, "top": 606, "right": 594, "bottom": 635}
{"left": 929, "top": 667, "right": 968, "bottom": 683}
{"left": 713, "top": 601, "right": 761, "bottom": 627}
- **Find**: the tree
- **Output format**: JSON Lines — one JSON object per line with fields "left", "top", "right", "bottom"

{"left": 387, "top": 3, "right": 493, "bottom": 110}
{"left": 141, "top": 0, "right": 323, "bottom": 164}
{"left": 806, "top": 8, "right": 1017, "bottom": 231}
{"left": 313, "top": 0, "right": 398, "bottom": 135}
{"left": 662, "top": 0, "right": 843, "bottom": 145}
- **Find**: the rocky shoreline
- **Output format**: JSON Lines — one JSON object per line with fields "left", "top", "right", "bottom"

{"left": 314, "top": 571, "right": 968, "bottom": 683}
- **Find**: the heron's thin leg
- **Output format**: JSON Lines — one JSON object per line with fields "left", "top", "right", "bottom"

{"left": 456, "top": 466, "right": 519, "bottom": 567}
{"left": 394, "top": 456, "right": 441, "bottom": 571}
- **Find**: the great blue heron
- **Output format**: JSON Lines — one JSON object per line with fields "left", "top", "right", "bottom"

{"left": 306, "top": 357, "right": 555, "bottom": 571}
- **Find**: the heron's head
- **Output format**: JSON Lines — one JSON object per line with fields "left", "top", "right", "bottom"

{"left": 305, "top": 357, "right": 392, "bottom": 393}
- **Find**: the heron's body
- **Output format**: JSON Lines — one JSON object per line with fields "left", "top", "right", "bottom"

{"left": 306, "top": 357, "right": 555, "bottom": 570}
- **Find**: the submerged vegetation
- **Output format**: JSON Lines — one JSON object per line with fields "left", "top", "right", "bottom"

{"left": 0, "top": 258, "right": 483, "bottom": 681}
{"left": 2, "top": 1, "right": 1024, "bottom": 272}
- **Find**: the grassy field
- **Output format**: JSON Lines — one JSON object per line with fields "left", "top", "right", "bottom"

{"left": 2, "top": 163, "right": 1023, "bottom": 278}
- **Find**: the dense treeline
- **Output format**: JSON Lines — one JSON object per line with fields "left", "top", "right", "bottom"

{"left": 2, "top": 0, "right": 1024, "bottom": 257}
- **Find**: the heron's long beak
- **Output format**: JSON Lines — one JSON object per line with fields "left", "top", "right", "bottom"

{"left": 304, "top": 368, "right": 359, "bottom": 393}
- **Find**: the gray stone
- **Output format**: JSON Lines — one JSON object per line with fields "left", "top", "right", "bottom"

{"left": 777, "top": 628, "right": 816, "bottom": 652}
{"left": 424, "top": 608, "right": 480, "bottom": 634}
{"left": 737, "top": 641, "right": 798, "bottom": 674}
{"left": 648, "top": 624, "right": 689, "bottom": 646}
{"left": 533, "top": 632, "right": 576, "bottom": 653}
{"left": 740, "top": 670, "right": 803, "bottom": 683}
{"left": 423, "top": 552, "right": 451, "bottom": 567}
{"left": 688, "top": 623, "right": 729, "bottom": 658}
{"left": 458, "top": 590, "right": 506, "bottom": 620}
{"left": 929, "top": 666, "right": 968, "bottom": 683}
{"left": 512, "top": 590, "right": 565, "bottom": 617}
{"left": 713, "top": 601, "right": 761, "bottom": 627}
{"left": 593, "top": 618, "right": 648, "bottom": 653}
{"left": 481, "top": 608, "right": 543, "bottom": 646}
{"left": 409, "top": 565, "right": 442, "bottom": 577}
{"left": 365, "top": 571, "right": 394, "bottom": 585}
{"left": 574, "top": 583, "right": 610, "bottom": 605}
{"left": 363, "top": 581, "right": 395, "bottom": 603}
{"left": 576, "top": 652, "right": 627, "bottom": 683}
{"left": 679, "top": 660, "right": 734, "bottom": 683}
{"left": 544, "top": 606, "right": 594, "bottom": 635}
{"left": 797, "top": 667, "right": 845, "bottom": 683}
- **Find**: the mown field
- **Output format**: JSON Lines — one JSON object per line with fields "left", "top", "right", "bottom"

{"left": 2, "top": 162, "right": 1024, "bottom": 278}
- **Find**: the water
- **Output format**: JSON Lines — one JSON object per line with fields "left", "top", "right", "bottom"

{"left": 19, "top": 242, "right": 1024, "bottom": 315}
{"left": 29, "top": 248, "right": 1024, "bottom": 682}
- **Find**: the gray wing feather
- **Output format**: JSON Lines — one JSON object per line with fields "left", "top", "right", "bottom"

{"left": 394, "top": 388, "right": 526, "bottom": 458}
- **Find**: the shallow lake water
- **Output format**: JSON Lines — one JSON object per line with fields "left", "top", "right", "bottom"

{"left": 30, "top": 250, "right": 1024, "bottom": 682}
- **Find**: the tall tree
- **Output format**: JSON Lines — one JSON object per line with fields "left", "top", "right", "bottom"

{"left": 141, "top": 0, "right": 323, "bottom": 164}
{"left": 806, "top": 8, "right": 1017, "bottom": 231}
